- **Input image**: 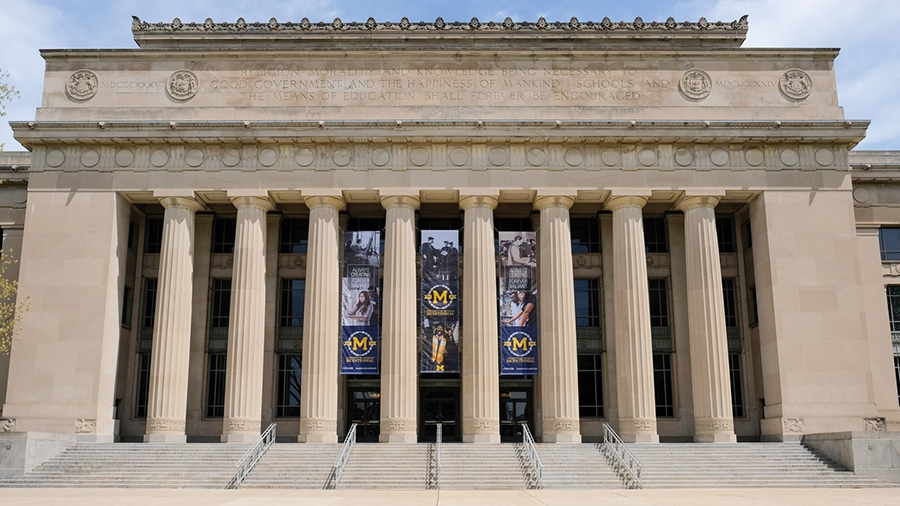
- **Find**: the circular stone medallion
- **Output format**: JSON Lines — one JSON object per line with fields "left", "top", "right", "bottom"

{"left": 488, "top": 147, "right": 508, "bottom": 166}
{"left": 745, "top": 148, "right": 765, "bottom": 167}
{"left": 80, "top": 150, "right": 100, "bottom": 168}
{"left": 115, "top": 149, "right": 135, "bottom": 168}
{"left": 222, "top": 149, "right": 241, "bottom": 167}
{"left": 779, "top": 69, "right": 812, "bottom": 101}
{"left": 679, "top": 69, "right": 712, "bottom": 100}
{"left": 449, "top": 148, "right": 469, "bottom": 166}
{"left": 815, "top": 148, "right": 834, "bottom": 167}
{"left": 150, "top": 149, "right": 170, "bottom": 168}
{"left": 600, "top": 149, "right": 621, "bottom": 166}
{"left": 638, "top": 149, "right": 657, "bottom": 167}
{"left": 564, "top": 148, "right": 584, "bottom": 167}
{"left": 674, "top": 147, "right": 693, "bottom": 167}
{"left": 166, "top": 70, "right": 199, "bottom": 101}
{"left": 65, "top": 70, "right": 99, "bottom": 102}
{"left": 526, "top": 148, "right": 546, "bottom": 166}
{"left": 295, "top": 148, "right": 315, "bottom": 167}
{"left": 333, "top": 148, "right": 352, "bottom": 167}
{"left": 46, "top": 149, "right": 66, "bottom": 168}
{"left": 710, "top": 148, "right": 730, "bottom": 167}
{"left": 409, "top": 147, "right": 430, "bottom": 167}
{"left": 185, "top": 149, "right": 205, "bottom": 167}
{"left": 780, "top": 148, "right": 799, "bottom": 167}
{"left": 259, "top": 148, "right": 278, "bottom": 167}
{"left": 372, "top": 148, "right": 391, "bottom": 167}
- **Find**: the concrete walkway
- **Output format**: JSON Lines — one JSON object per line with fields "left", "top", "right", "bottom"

{"left": 0, "top": 488, "right": 898, "bottom": 505}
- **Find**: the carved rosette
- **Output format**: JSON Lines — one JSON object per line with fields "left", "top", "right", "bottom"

{"left": 65, "top": 70, "right": 99, "bottom": 102}
{"left": 0, "top": 418, "right": 16, "bottom": 432}
{"left": 679, "top": 69, "right": 712, "bottom": 100}
{"left": 779, "top": 69, "right": 811, "bottom": 101}
{"left": 166, "top": 70, "right": 199, "bottom": 101}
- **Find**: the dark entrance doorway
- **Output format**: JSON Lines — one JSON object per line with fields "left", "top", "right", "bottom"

{"left": 499, "top": 386, "right": 532, "bottom": 442}
{"left": 347, "top": 387, "right": 380, "bottom": 442}
{"left": 420, "top": 386, "right": 460, "bottom": 442}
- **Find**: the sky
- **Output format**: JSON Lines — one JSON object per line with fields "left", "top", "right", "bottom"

{"left": 1, "top": 0, "right": 898, "bottom": 152}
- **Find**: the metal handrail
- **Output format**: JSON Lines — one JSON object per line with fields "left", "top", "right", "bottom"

{"left": 520, "top": 422, "right": 543, "bottom": 488}
{"left": 225, "top": 422, "right": 276, "bottom": 489}
{"left": 435, "top": 423, "right": 443, "bottom": 488}
{"left": 324, "top": 423, "right": 357, "bottom": 490}
{"left": 601, "top": 423, "right": 643, "bottom": 489}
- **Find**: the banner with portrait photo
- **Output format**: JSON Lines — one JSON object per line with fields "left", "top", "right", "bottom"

{"left": 340, "top": 231, "right": 381, "bottom": 374}
{"left": 420, "top": 230, "right": 460, "bottom": 373}
{"left": 498, "top": 231, "right": 539, "bottom": 375}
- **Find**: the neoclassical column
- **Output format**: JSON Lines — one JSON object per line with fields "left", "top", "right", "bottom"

{"left": 534, "top": 195, "right": 581, "bottom": 443}
{"left": 221, "top": 194, "right": 275, "bottom": 443}
{"left": 379, "top": 194, "right": 420, "bottom": 442}
{"left": 145, "top": 195, "right": 203, "bottom": 443}
{"left": 460, "top": 194, "right": 500, "bottom": 443}
{"left": 677, "top": 194, "right": 736, "bottom": 442}
{"left": 606, "top": 194, "right": 659, "bottom": 443}
{"left": 298, "top": 195, "right": 344, "bottom": 443}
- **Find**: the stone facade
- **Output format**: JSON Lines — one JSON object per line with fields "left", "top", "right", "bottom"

{"left": 0, "top": 16, "right": 897, "bottom": 446}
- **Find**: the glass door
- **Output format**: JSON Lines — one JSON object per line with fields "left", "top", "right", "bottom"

{"left": 499, "top": 388, "right": 532, "bottom": 442}
{"left": 420, "top": 387, "right": 460, "bottom": 442}
{"left": 347, "top": 388, "right": 380, "bottom": 442}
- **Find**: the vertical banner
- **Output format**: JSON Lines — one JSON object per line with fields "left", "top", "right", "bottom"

{"left": 340, "top": 231, "right": 380, "bottom": 374}
{"left": 498, "top": 231, "right": 539, "bottom": 374}
{"left": 420, "top": 230, "right": 460, "bottom": 372}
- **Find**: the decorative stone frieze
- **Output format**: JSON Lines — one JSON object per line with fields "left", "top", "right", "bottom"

{"left": 75, "top": 419, "right": 96, "bottom": 434}
{"left": 0, "top": 418, "right": 15, "bottom": 432}
{"left": 783, "top": 418, "right": 805, "bottom": 433}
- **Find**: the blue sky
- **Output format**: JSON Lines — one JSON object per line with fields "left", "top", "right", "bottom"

{"left": 1, "top": 0, "right": 898, "bottom": 151}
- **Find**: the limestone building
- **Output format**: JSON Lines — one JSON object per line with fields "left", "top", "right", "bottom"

{"left": 0, "top": 15, "right": 899, "bottom": 450}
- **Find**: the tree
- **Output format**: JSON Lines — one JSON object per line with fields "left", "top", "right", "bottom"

{"left": 0, "top": 67, "right": 20, "bottom": 152}
{"left": 0, "top": 252, "right": 27, "bottom": 355}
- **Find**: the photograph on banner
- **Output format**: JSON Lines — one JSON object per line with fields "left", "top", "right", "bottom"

{"left": 498, "top": 231, "right": 539, "bottom": 375}
{"left": 341, "top": 230, "right": 381, "bottom": 374}
{"left": 420, "top": 230, "right": 460, "bottom": 373}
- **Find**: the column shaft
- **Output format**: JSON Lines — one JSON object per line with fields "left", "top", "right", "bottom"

{"left": 222, "top": 196, "right": 274, "bottom": 442}
{"left": 145, "top": 196, "right": 202, "bottom": 443}
{"left": 678, "top": 196, "right": 736, "bottom": 442}
{"left": 298, "top": 196, "right": 344, "bottom": 443}
{"left": 607, "top": 196, "right": 659, "bottom": 442}
{"left": 460, "top": 195, "right": 500, "bottom": 443}
{"left": 535, "top": 196, "right": 581, "bottom": 443}
{"left": 379, "top": 195, "right": 420, "bottom": 442}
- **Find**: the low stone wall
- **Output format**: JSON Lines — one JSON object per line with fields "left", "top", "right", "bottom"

{"left": 802, "top": 431, "right": 900, "bottom": 484}
{"left": 0, "top": 432, "right": 74, "bottom": 479}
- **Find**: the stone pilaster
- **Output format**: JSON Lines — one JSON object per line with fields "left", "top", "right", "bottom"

{"left": 460, "top": 194, "right": 500, "bottom": 443}
{"left": 379, "top": 194, "right": 420, "bottom": 442}
{"left": 221, "top": 195, "right": 275, "bottom": 443}
{"left": 298, "top": 195, "right": 344, "bottom": 443}
{"left": 534, "top": 195, "right": 581, "bottom": 443}
{"left": 145, "top": 196, "right": 203, "bottom": 443}
{"left": 677, "top": 195, "right": 736, "bottom": 442}
{"left": 606, "top": 194, "right": 659, "bottom": 443}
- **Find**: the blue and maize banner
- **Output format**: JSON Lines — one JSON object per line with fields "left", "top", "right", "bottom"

{"left": 498, "top": 231, "right": 539, "bottom": 375}
{"left": 340, "top": 231, "right": 380, "bottom": 374}
{"left": 420, "top": 230, "right": 460, "bottom": 373}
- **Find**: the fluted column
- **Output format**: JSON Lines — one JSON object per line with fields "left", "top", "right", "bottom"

{"left": 379, "top": 194, "right": 420, "bottom": 442}
{"left": 221, "top": 195, "right": 275, "bottom": 443}
{"left": 145, "top": 195, "right": 203, "bottom": 443}
{"left": 677, "top": 195, "right": 736, "bottom": 442}
{"left": 535, "top": 195, "right": 582, "bottom": 443}
{"left": 298, "top": 195, "right": 345, "bottom": 443}
{"left": 460, "top": 194, "right": 500, "bottom": 443}
{"left": 606, "top": 194, "right": 659, "bottom": 443}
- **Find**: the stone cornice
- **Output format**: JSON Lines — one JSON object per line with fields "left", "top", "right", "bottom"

{"left": 131, "top": 15, "right": 748, "bottom": 50}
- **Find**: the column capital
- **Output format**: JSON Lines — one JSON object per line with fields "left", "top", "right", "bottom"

{"left": 534, "top": 195, "right": 575, "bottom": 211}
{"left": 459, "top": 194, "right": 499, "bottom": 211}
{"left": 605, "top": 195, "right": 648, "bottom": 212}
{"left": 157, "top": 195, "right": 204, "bottom": 212}
{"left": 676, "top": 195, "right": 721, "bottom": 212}
{"left": 380, "top": 194, "right": 420, "bottom": 211}
{"left": 304, "top": 195, "right": 345, "bottom": 211}
{"left": 230, "top": 195, "right": 276, "bottom": 212}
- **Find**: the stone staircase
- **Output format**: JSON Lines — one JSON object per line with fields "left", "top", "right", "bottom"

{"left": 0, "top": 443, "right": 249, "bottom": 488}
{"left": 438, "top": 443, "right": 529, "bottom": 489}
{"left": 334, "top": 443, "right": 430, "bottom": 489}
{"left": 536, "top": 443, "right": 622, "bottom": 489}
{"left": 239, "top": 443, "right": 341, "bottom": 489}
{"left": 627, "top": 442, "right": 895, "bottom": 488}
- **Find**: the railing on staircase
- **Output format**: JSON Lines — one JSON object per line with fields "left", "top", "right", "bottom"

{"left": 600, "top": 423, "right": 643, "bottom": 489}
{"left": 519, "top": 422, "right": 543, "bottom": 489}
{"left": 427, "top": 423, "right": 443, "bottom": 489}
{"left": 225, "top": 423, "right": 276, "bottom": 489}
{"left": 324, "top": 423, "right": 357, "bottom": 490}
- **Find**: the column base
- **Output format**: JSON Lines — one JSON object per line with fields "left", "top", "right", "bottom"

{"left": 144, "top": 433, "right": 186, "bottom": 443}
{"left": 463, "top": 433, "right": 501, "bottom": 444}
{"left": 221, "top": 432, "right": 261, "bottom": 443}
{"left": 542, "top": 432, "right": 582, "bottom": 444}
{"left": 617, "top": 418, "right": 659, "bottom": 443}
{"left": 379, "top": 432, "right": 417, "bottom": 443}
{"left": 298, "top": 433, "right": 337, "bottom": 444}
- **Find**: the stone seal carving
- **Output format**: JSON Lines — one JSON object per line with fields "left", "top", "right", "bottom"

{"left": 779, "top": 69, "right": 811, "bottom": 100}
{"left": 679, "top": 69, "right": 712, "bottom": 100}
{"left": 166, "top": 70, "right": 199, "bottom": 101}
{"left": 65, "top": 70, "right": 99, "bottom": 102}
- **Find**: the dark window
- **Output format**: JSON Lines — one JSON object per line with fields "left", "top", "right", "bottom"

{"left": 280, "top": 218, "right": 309, "bottom": 254}
{"left": 722, "top": 278, "right": 739, "bottom": 328}
{"left": 142, "top": 278, "right": 158, "bottom": 329}
{"left": 648, "top": 278, "right": 669, "bottom": 328}
{"left": 577, "top": 354, "right": 604, "bottom": 418}
{"left": 716, "top": 217, "right": 736, "bottom": 253}
{"left": 210, "top": 279, "right": 232, "bottom": 328}
{"left": 276, "top": 354, "right": 303, "bottom": 418}
{"left": 212, "top": 218, "right": 237, "bottom": 254}
{"left": 729, "top": 353, "right": 745, "bottom": 418}
{"left": 128, "top": 220, "right": 140, "bottom": 252}
{"left": 741, "top": 220, "right": 752, "bottom": 251}
{"left": 887, "top": 286, "right": 900, "bottom": 331}
{"left": 145, "top": 217, "right": 164, "bottom": 254}
{"left": 653, "top": 353, "right": 675, "bottom": 418}
{"left": 574, "top": 279, "right": 601, "bottom": 327}
{"left": 643, "top": 217, "right": 668, "bottom": 253}
{"left": 280, "top": 279, "right": 306, "bottom": 328}
{"left": 134, "top": 352, "right": 152, "bottom": 418}
{"left": 894, "top": 356, "right": 900, "bottom": 407}
{"left": 881, "top": 228, "right": 900, "bottom": 261}
{"left": 747, "top": 286, "right": 759, "bottom": 327}
{"left": 495, "top": 217, "right": 533, "bottom": 232}
{"left": 206, "top": 353, "right": 227, "bottom": 418}
{"left": 121, "top": 285, "right": 134, "bottom": 328}
{"left": 570, "top": 217, "right": 600, "bottom": 253}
